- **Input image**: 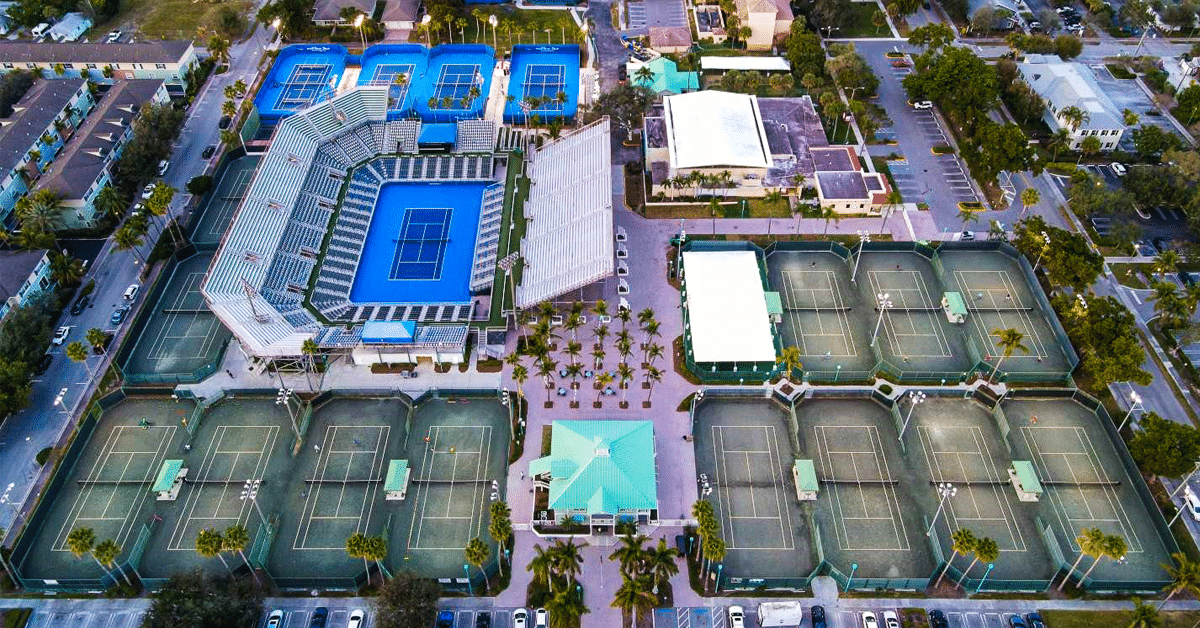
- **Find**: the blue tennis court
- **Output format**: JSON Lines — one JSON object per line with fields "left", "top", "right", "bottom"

{"left": 432, "top": 63, "right": 484, "bottom": 103}
{"left": 391, "top": 207, "right": 452, "bottom": 280}
{"left": 504, "top": 45, "right": 581, "bottom": 123}
{"left": 254, "top": 44, "right": 348, "bottom": 125}
{"left": 350, "top": 182, "right": 485, "bottom": 304}
{"left": 369, "top": 63, "right": 415, "bottom": 111}
{"left": 523, "top": 63, "right": 566, "bottom": 109}
{"left": 276, "top": 63, "right": 333, "bottom": 110}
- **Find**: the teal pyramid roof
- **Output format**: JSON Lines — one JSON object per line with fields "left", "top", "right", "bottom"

{"left": 528, "top": 420, "right": 657, "bottom": 515}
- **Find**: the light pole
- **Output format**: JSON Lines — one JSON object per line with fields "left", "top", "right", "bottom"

{"left": 975, "top": 562, "right": 995, "bottom": 592}
{"left": 422, "top": 15, "right": 432, "bottom": 46}
{"left": 276, "top": 388, "right": 301, "bottom": 441}
{"left": 1168, "top": 464, "right": 1200, "bottom": 525}
{"left": 716, "top": 563, "right": 723, "bottom": 591}
{"left": 850, "top": 231, "right": 871, "bottom": 283}
{"left": 871, "top": 292, "right": 893, "bottom": 346}
{"left": 53, "top": 386, "right": 71, "bottom": 422}
{"left": 464, "top": 563, "right": 473, "bottom": 595}
{"left": 489, "top": 15, "right": 498, "bottom": 49}
{"left": 353, "top": 14, "right": 367, "bottom": 50}
{"left": 1118, "top": 390, "right": 1143, "bottom": 432}
{"left": 1032, "top": 231, "right": 1051, "bottom": 271}
{"left": 898, "top": 390, "right": 927, "bottom": 440}
{"left": 240, "top": 479, "right": 268, "bottom": 526}
{"left": 845, "top": 562, "right": 858, "bottom": 591}
{"left": 926, "top": 482, "right": 957, "bottom": 536}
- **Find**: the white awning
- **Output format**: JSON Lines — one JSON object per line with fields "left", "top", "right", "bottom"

{"left": 700, "top": 56, "right": 791, "bottom": 72}
{"left": 683, "top": 250, "right": 775, "bottom": 363}
{"left": 663, "top": 91, "right": 772, "bottom": 170}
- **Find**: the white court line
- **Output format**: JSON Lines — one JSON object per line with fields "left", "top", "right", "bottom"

{"left": 294, "top": 425, "right": 388, "bottom": 550}
{"left": 953, "top": 270, "right": 1051, "bottom": 361}
{"left": 815, "top": 424, "right": 909, "bottom": 551}
{"left": 142, "top": 271, "right": 225, "bottom": 363}
{"left": 407, "top": 425, "right": 493, "bottom": 552}
{"left": 781, "top": 270, "right": 857, "bottom": 358}
{"left": 710, "top": 425, "right": 794, "bottom": 551}
{"left": 869, "top": 270, "right": 953, "bottom": 359}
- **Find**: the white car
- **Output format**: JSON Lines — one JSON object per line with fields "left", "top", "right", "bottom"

{"left": 513, "top": 609, "right": 528, "bottom": 628}
{"left": 1111, "top": 162, "right": 1127, "bottom": 176}
{"left": 141, "top": 183, "right": 155, "bottom": 199}
{"left": 105, "top": 30, "right": 122, "bottom": 43}
{"left": 265, "top": 610, "right": 284, "bottom": 628}
{"left": 883, "top": 611, "right": 901, "bottom": 628}
{"left": 157, "top": 159, "right": 169, "bottom": 176}
{"left": 863, "top": 611, "right": 879, "bottom": 628}
{"left": 51, "top": 326, "right": 70, "bottom": 346}
{"left": 912, "top": 100, "right": 933, "bottom": 110}
{"left": 534, "top": 608, "right": 548, "bottom": 628}
{"left": 347, "top": 609, "right": 364, "bottom": 628}
{"left": 728, "top": 606, "right": 745, "bottom": 628}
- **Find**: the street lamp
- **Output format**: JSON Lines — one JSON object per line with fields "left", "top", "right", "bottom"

{"left": 240, "top": 479, "right": 268, "bottom": 526}
{"left": 716, "top": 563, "right": 724, "bottom": 592}
{"left": 53, "top": 386, "right": 71, "bottom": 422}
{"left": 489, "top": 15, "right": 498, "bottom": 50}
{"left": 926, "top": 482, "right": 957, "bottom": 536}
{"left": 851, "top": 231, "right": 871, "bottom": 283}
{"left": 464, "top": 564, "right": 473, "bottom": 595}
{"left": 975, "top": 562, "right": 995, "bottom": 593}
{"left": 898, "top": 390, "right": 927, "bottom": 440}
{"left": 845, "top": 562, "right": 858, "bottom": 591}
{"left": 1032, "top": 231, "right": 1051, "bottom": 271}
{"left": 871, "top": 292, "right": 892, "bottom": 347}
{"left": 353, "top": 14, "right": 367, "bottom": 50}
{"left": 1118, "top": 390, "right": 1142, "bottom": 432}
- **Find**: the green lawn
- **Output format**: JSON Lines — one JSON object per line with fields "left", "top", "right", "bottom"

{"left": 412, "top": 7, "right": 588, "bottom": 65}
{"left": 1109, "top": 263, "right": 1151, "bottom": 289}
{"left": 834, "top": 2, "right": 891, "bottom": 38}
{"left": 1040, "top": 610, "right": 1200, "bottom": 628}
{"left": 89, "top": 0, "right": 253, "bottom": 41}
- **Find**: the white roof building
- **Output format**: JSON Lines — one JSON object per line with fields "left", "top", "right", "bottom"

{"left": 47, "top": 13, "right": 92, "bottom": 42}
{"left": 663, "top": 91, "right": 772, "bottom": 170}
{"left": 682, "top": 250, "right": 775, "bottom": 364}
{"left": 700, "top": 56, "right": 791, "bottom": 72}
{"left": 1018, "top": 54, "right": 1126, "bottom": 150}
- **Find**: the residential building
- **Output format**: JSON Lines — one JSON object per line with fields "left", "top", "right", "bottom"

{"left": 0, "top": 249, "right": 52, "bottom": 321}
{"left": 0, "top": 41, "right": 198, "bottom": 87}
{"left": 649, "top": 26, "right": 692, "bottom": 53}
{"left": 733, "top": 0, "right": 791, "bottom": 50}
{"left": 0, "top": 79, "right": 93, "bottom": 223}
{"left": 1018, "top": 54, "right": 1125, "bottom": 151}
{"left": 694, "top": 5, "right": 727, "bottom": 44}
{"left": 312, "top": 0, "right": 374, "bottom": 25}
{"left": 625, "top": 57, "right": 699, "bottom": 95}
{"left": 0, "top": 2, "right": 16, "bottom": 36}
{"left": 33, "top": 79, "right": 167, "bottom": 228}
{"left": 528, "top": 420, "right": 658, "bottom": 529}
{"left": 47, "top": 13, "right": 92, "bottom": 42}
{"left": 380, "top": 0, "right": 420, "bottom": 29}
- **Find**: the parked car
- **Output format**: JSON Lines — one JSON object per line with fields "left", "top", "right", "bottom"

{"left": 534, "top": 608, "right": 548, "bottom": 628}
{"left": 475, "top": 611, "right": 491, "bottom": 628}
{"left": 52, "top": 326, "right": 70, "bottom": 346}
{"left": 309, "top": 607, "right": 328, "bottom": 628}
{"left": 1111, "top": 162, "right": 1127, "bottom": 176}
{"left": 862, "top": 612, "right": 879, "bottom": 628}
{"left": 141, "top": 183, "right": 155, "bottom": 199}
{"left": 110, "top": 305, "right": 130, "bottom": 325}
{"left": 512, "top": 608, "right": 528, "bottom": 628}
{"left": 34, "top": 353, "right": 52, "bottom": 376}
{"left": 218, "top": 115, "right": 232, "bottom": 129}
{"left": 436, "top": 611, "right": 454, "bottom": 628}
{"left": 105, "top": 30, "right": 122, "bottom": 43}
{"left": 959, "top": 230, "right": 975, "bottom": 241}
{"left": 157, "top": 159, "right": 170, "bottom": 175}
{"left": 265, "top": 610, "right": 284, "bottom": 628}
{"left": 812, "top": 605, "right": 827, "bottom": 628}
{"left": 929, "top": 610, "right": 949, "bottom": 628}
{"left": 1026, "top": 612, "right": 1046, "bottom": 628}
{"left": 124, "top": 284, "right": 140, "bottom": 301}
{"left": 883, "top": 611, "right": 900, "bottom": 628}
{"left": 912, "top": 100, "right": 933, "bottom": 109}
{"left": 728, "top": 606, "right": 745, "bottom": 628}
{"left": 346, "top": 609, "right": 364, "bottom": 628}
{"left": 1009, "top": 615, "right": 1028, "bottom": 628}
{"left": 70, "top": 295, "right": 90, "bottom": 315}
{"left": 202, "top": 145, "right": 217, "bottom": 159}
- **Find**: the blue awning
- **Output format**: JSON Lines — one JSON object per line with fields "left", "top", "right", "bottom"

{"left": 361, "top": 321, "right": 417, "bottom": 344}
{"left": 418, "top": 122, "right": 458, "bottom": 146}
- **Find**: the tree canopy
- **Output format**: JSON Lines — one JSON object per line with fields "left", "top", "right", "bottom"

{"left": 907, "top": 23, "right": 956, "bottom": 50}
{"left": 1050, "top": 292, "right": 1151, "bottom": 387}
{"left": 1129, "top": 413, "right": 1200, "bottom": 478}
{"left": 587, "top": 83, "right": 655, "bottom": 142}
{"left": 256, "top": 0, "right": 314, "bottom": 38}
{"left": 964, "top": 121, "right": 1040, "bottom": 183}
{"left": 143, "top": 570, "right": 263, "bottom": 628}
{"left": 113, "top": 104, "right": 184, "bottom": 195}
{"left": 1013, "top": 216, "right": 1104, "bottom": 292}
{"left": 783, "top": 21, "right": 826, "bottom": 79}
{"left": 0, "top": 71, "right": 36, "bottom": 118}
{"left": 374, "top": 571, "right": 441, "bottom": 628}
{"left": 903, "top": 46, "right": 998, "bottom": 131}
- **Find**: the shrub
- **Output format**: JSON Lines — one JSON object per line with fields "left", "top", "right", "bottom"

{"left": 186, "top": 175, "right": 213, "bottom": 196}
{"left": 35, "top": 447, "right": 51, "bottom": 466}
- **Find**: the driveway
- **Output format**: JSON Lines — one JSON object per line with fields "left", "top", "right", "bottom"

{"left": 1089, "top": 63, "right": 1183, "bottom": 150}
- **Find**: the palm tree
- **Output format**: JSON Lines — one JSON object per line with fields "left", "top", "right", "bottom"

{"left": 634, "top": 65, "right": 655, "bottom": 87}
{"left": 346, "top": 531, "right": 369, "bottom": 574}
{"left": 596, "top": 372, "right": 614, "bottom": 404}
{"left": 936, "top": 528, "right": 977, "bottom": 587}
{"left": 546, "top": 585, "right": 589, "bottom": 628}
{"left": 565, "top": 340, "right": 582, "bottom": 368}
{"left": 49, "top": 252, "right": 85, "bottom": 286}
{"left": 1047, "top": 128, "right": 1071, "bottom": 162}
{"left": 644, "top": 366, "right": 663, "bottom": 405}
{"left": 529, "top": 543, "right": 555, "bottom": 592}
{"left": 617, "top": 362, "right": 635, "bottom": 405}
{"left": 1020, "top": 187, "right": 1039, "bottom": 216}
{"left": 592, "top": 347, "right": 606, "bottom": 370}
{"left": 1059, "top": 105, "right": 1089, "bottom": 134}
{"left": 1153, "top": 251, "right": 1181, "bottom": 279}
{"left": 512, "top": 363, "right": 528, "bottom": 403}
{"left": 94, "top": 185, "right": 126, "bottom": 221}
{"left": 365, "top": 535, "right": 388, "bottom": 582}
{"left": 207, "top": 35, "right": 231, "bottom": 65}
{"left": 1129, "top": 599, "right": 1162, "bottom": 628}
{"left": 551, "top": 538, "right": 585, "bottom": 583}
{"left": 645, "top": 538, "right": 680, "bottom": 594}
{"left": 988, "top": 328, "right": 1028, "bottom": 385}
{"left": 818, "top": 205, "right": 842, "bottom": 235}
{"left": 301, "top": 338, "right": 319, "bottom": 392}
{"left": 222, "top": 99, "right": 236, "bottom": 118}
{"left": 1079, "top": 534, "right": 1129, "bottom": 582}
{"left": 488, "top": 501, "right": 513, "bottom": 576}
{"left": 93, "top": 538, "right": 131, "bottom": 586}
{"left": 642, "top": 320, "right": 660, "bottom": 355}
{"left": 86, "top": 328, "right": 107, "bottom": 354}
{"left": 195, "top": 528, "right": 231, "bottom": 573}
{"left": 536, "top": 358, "right": 556, "bottom": 405}
{"left": 776, "top": 346, "right": 803, "bottom": 383}
{"left": 645, "top": 343, "right": 664, "bottom": 366}
{"left": 703, "top": 535, "right": 726, "bottom": 591}
{"left": 957, "top": 205, "right": 979, "bottom": 232}
{"left": 1059, "top": 528, "right": 1106, "bottom": 591}
{"left": 15, "top": 189, "right": 65, "bottom": 238}
{"left": 593, "top": 324, "right": 610, "bottom": 350}
{"left": 223, "top": 524, "right": 256, "bottom": 582}
{"left": 612, "top": 573, "right": 657, "bottom": 626}
{"left": 637, "top": 307, "right": 656, "bottom": 330}
{"left": 956, "top": 536, "right": 998, "bottom": 589}
{"left": 66, "top": 341, "right": 93, "bottom": 381}
{"left": 66, "top": 526, "right": 101, "bottom": 568}
{"left": 113, "top": 224, "right": 146, "bottom": 265}
{"left": 565, "top": 363, "right": 582, "bottom": 404}
{"left": 609, "top": 533, "right": 649, "bottom": 577}
{"left": 1159, "top": 552, "right": 1200, "bottom": 609}
{"left": 617, "top": 306, "right": 632, "bottom": 331}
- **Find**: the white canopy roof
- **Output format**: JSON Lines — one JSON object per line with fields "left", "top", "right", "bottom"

{"left": 683, "top": 250, "right": 775, "bottom": 363}
{"left": 700, "top": 56, "right": 791, "bottom": 72}
{"left": 664, "top": 91, "right": 772, "bottom": 170}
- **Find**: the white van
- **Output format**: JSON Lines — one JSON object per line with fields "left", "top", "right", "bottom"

{"left": 30, "top": 23, "right": 50, "bottom": 38}
{"left": 123, "top": 283, "right": 140, "bottom": 301}
{"left": 1184, "top": 485, "right": 1200, "bottom": 522}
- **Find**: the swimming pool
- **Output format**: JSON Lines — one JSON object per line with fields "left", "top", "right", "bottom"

{"left": 349, "top": 182, "right": 485, "bottom": 304}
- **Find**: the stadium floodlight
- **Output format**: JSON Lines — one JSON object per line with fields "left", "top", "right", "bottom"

{"left": 926, "top": 482, "right": 956, "bottom": 536}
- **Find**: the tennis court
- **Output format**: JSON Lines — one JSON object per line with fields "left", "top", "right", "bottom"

{"left": 431, "top": 63, "right": 484, "bottom": 104}
{"left": 391, "top": 395, "right": 511, "bottom": 578}
{"left": 390, "top": 207, "right": 453, "bottom": 280}
{"left": 504, "top": 45, "right": 581, "bottom": 123}
{"left": 692, "top": 397, "right": 817, "bottom": 580}
{"left": 369, "top": 63, "right": 415, "bottom": 111}
{"left": 938, "top": 250, "right": 1073, "bottom": 379}
{"left": 522, "top": 64, "right": 567, "bottom": 111}
{"left": 275, "top": 63, "right": 334, "bottom": 111}
{"left": 253, "top": 45, "right": 348, "bottom": 125}
{"left": 189, "top": 155, "right": 259, "bottom": 247}
{"left": 765, "top": 251, "right": 875, "bottom": 378}
{"left": 120, "top": 253, "right": 231, "bottom": 383}
{"left": 1003, "top": 398, "right": 1171, "bottom": 583}
{"left": 358, "top": 45, "right": 429, "bottom": 115}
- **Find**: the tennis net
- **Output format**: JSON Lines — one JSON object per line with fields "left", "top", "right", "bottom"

{"left": 161, "top": 308, "right": 210, "bottom": 315}
{"left": 966, "top": 305, "right": 1036, "bottom": 313}
{"left": 817, "top": 478, "right": 901, "bottom": 486}
{"left": 783, "top": 306, "right": 852, "bottom": 314}
{"left": 926, "top": 479, "right": 1120, "bottom": 487}
{"left": 304, "top": 478, "right": 382, "bottom": 484}
{"left": 76, "top": 478, "right": 270, "bottom": 486}
{"left": 410, "top": 477, "right": 494, "bottom": 486}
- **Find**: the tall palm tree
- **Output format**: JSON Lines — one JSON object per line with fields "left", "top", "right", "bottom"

{"left": 609, "top": 533, "right": 649, "bottom": 577}
{"left": 1129, "top": 599, "right": 1162, "bottom": 628}
{"left": 512, "top": 363, "right": 528, "bottom": 404}
{"left": 1058, "top": 105, "right": 1089, "bottom": 134}
{"left": 591, "top": 299, "right": 609, "bottom": 322}
{"left": 957, "top": 205, "right": 979, "bottom": 232}
{"left": 546, "top": 584, "right": 589, "bottom": 628}
{"left": 1159, "top": 552, "right": 1200, "bottom": 610}
{"left": 617, "top": 362, "right": 635, "bottom": 405}
{"left": 66, "top": 341, "right": 93, "bottom": 381}
{"left": 703, "top": 535, "right": 726, "bottom": 591}
{"left": 1020, "top": 187, "right": 1039, "bottom": 216}
{"left": 207, "top": 35, "right": 231, "bottom": 64}
{"left": 1047, "top": 128, "right": 1071, "bottom": 162}
{"left": 645, "top": 538, "right": 680, "bottom": 594}
{"left": 94, "top": 186, "right": 126, "bottom": 221}
{"left": 551, "top": 538, "right": 584, "bottom": 583}
{"left": 49, "top": 252, "right": 85, "bottom": 286}
{"left": 488, "top": 501, "right": 513, "bottom": 577}
{"left": 819, "top": 205, "right": 841, "bottom": 235}
{"left": 301, "top": 338, "right": 319, "bottom": 392}
{"left": 593, "top": 324, "right": 609, "bottom": 350}
{"left": 642, "top": 320, "right": 660, "bottom": 356}
{"left": 644, "top": 366, "right": 663, "bottom": 405}
{"left": 634, "top": 65, "right": 655, "bottom": 87}
{"left": 1153, "top": 251, "right": 1181, "bottom": 279}
{"left": 536, "top": 358, "right": 556, "bottom": 405}
{"left": 93, "top": 538, "right": 131, "bottom": 586}
{"left": 365, "top": 535, "right": 388, "bottom": 582}
{"left": 612, "top": 573, "right": 657, "bottom": 626}
{"left": 346, "top": 531, "right": 369, "bottom": 574}
{"left": 1059, "top": 528, "right": 1106, "bottom": 591}
{"left": 617, "top": 306, "right": 632, "bottom": 331}
{"left": 565, "top": 340, "right": 582, "bottom": 368}
{"left": 592, "top": 347, "right": 606, "bottom": 370}
{"left": 15, "top": 189, "right": 65, "bottom": 239}
{"left": 223, "top": 524, "right": 256, "bottom": 583}
{"left": 638, "top": 307, "right": 656, "bottom": 330}
{"left": 113, "top": 224, "right": 146, "bottom": 265}
{"left": 956, "top": 536, "right": 998, "bottom": 589}
{"left": 936, "top": 528, "right": 977, "bottom": 587}
{"left": 195, "top": 528, "right": 230, "bottom": 573}
{"left": 86, "top": 328, "right": 107, "bottom": 354}
{"left": 565, "top": 363, "right": 583, "bottom": 405}
{"left": 776, "top": 346, "right": 803, "bottom": 383}
{"left": 1079, "top": 534, "right": 1129, "bottom": 582}
{"left": 66, "top": 527, "right": 103, "bottom": 573}
{"left": 989, "top": 328, "right": 1028, "bottom": 385}
{"left": 596, "top": 371, "right": 614, "bottom": 404}
{"left": 645, "top": 343, "right": 664, "bottom": 366}
{"left": 529, "top": 543, "right": 555, "bottom": 592}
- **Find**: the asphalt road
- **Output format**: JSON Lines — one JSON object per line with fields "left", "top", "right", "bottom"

{"left": 0, "top": 17, "right": 278, "bottom": 537}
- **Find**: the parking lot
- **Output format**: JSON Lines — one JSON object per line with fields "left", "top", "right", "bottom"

{"left": 25, "top": 610, "right": 145, "bottom": 628}
{"left": 623, "top": 0, "right": 688, "bottom": 34}
{"left": 1089, "top": 64, "right": 1182, "bottom": 152}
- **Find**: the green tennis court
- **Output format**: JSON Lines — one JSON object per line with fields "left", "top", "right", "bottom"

{"left": 189, "top": 155, "right": 259, "bottom": 247}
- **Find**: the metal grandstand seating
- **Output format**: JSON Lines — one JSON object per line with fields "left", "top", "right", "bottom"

{"left": 468, "top": 183, "right": 505, "bottom": 292}
{"left": 385, "top": 120, "right": 420, "bottom": 153}
{"left": 456, "top": 120, "right": 496, "bottom": 153}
